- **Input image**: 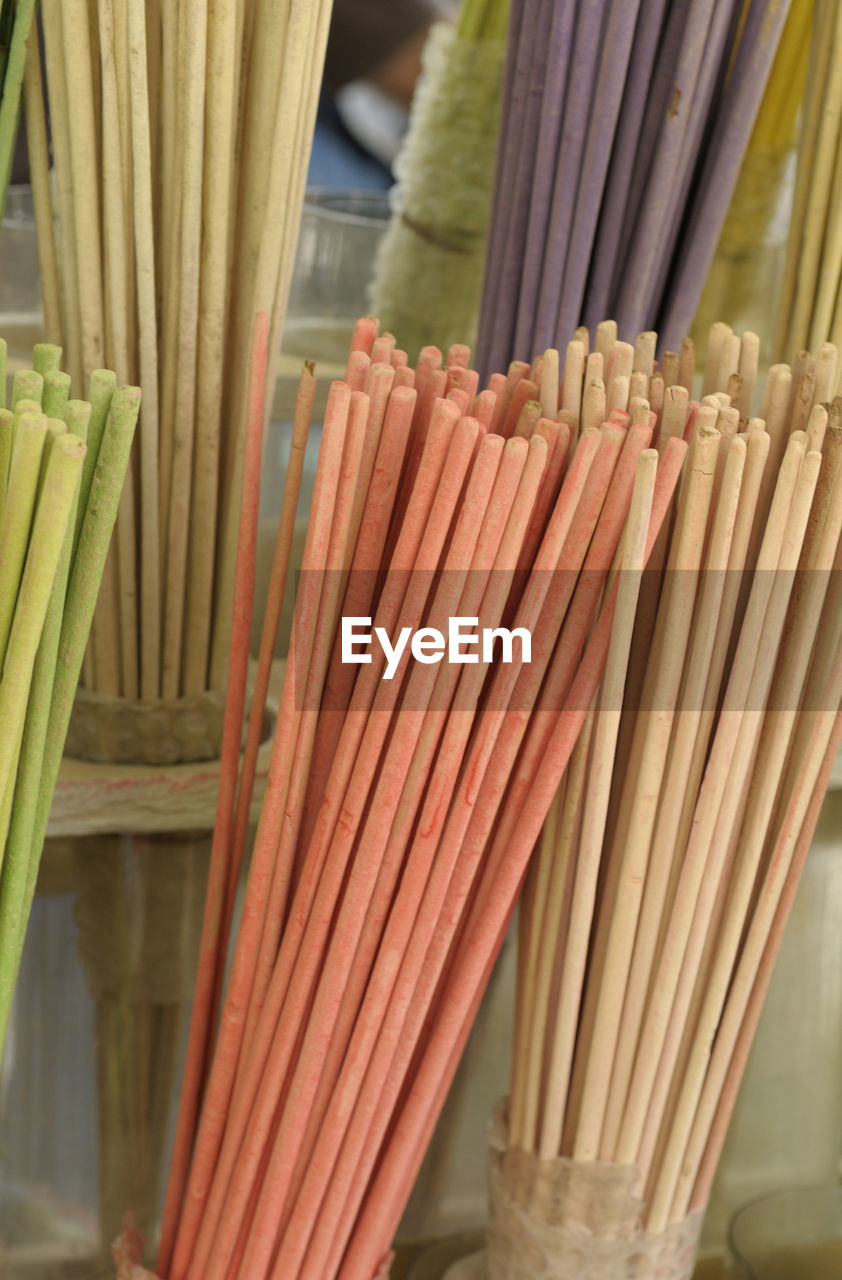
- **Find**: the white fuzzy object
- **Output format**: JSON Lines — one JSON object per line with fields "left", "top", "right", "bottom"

{"left": 371, "top": 23, "right": 505, "bottom": 361}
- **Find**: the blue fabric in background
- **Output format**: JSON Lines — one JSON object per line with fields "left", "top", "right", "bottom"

{"left": 308, "top": 93, "right": 393, "bottom": 192}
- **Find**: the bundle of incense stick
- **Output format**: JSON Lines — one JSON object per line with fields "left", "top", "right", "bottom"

{"left": 775, "top": 0, "right": 842, "bottom": 359}
{"left": 142, "top": 317, "right": 842, "bottom": 1280}
{"left": 0, "top": 337, "right": 140, "bottom": 1058}
{"left": 26, "top": 0, "right": 332, "bottom": 704}
{"left": 477, "top": 0, "right": 792, "bottom": 375}
{"left": 370, "top": 0, "right": 508, "bottom": 360}
{"left": 149, "top": 317, "right": 686, "bottom": 1280}
{"left": 495, "top": 329, "right": 842, "bottom": 1277}
{"left": 0, "top": 0, "right": 36, "bottom": 209}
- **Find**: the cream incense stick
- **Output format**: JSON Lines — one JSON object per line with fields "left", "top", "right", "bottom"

{"left": 30, "top": 0, "right": 333, "bottom": 705}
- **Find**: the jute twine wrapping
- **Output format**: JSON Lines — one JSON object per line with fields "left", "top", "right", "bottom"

{"left": 482, "top": 1107, "right": 703, "bottom": 1280}
{"left": 65, "top": 686, "right": 226, "bottom": 764}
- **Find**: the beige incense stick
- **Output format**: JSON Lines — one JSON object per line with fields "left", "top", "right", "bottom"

{"left": 538, "top": 451, "right": 658, "bottom": 1160}
{"left": 183, "top": 0, "right": 240, "bottom": 695}
{"left": 23, "top": 35, "right": 62, "bottom": 345}
{"left": 211, "top": 0, "right": 331, "bottom": 690}
{"left": 156, "top": 0, "right": 183, "bottom": 566}
{"left": 600, "top": 436, "right": 748, "bottom": 1163}
{"left": 39, "top": 0, "right": 83, "bottom": 390}
{"left": 99, "top": 0, "right": 139, "bottom": 700}
{"left": 573, "top": 421, "right": 720, "bottom": 1162}
{"left": 161, "top": 0, "right": 208, "bottom": 699}
{"left": 60, "top": 0, "right": 105, "bottom": 376}
{"left": 127, "top": 0, "right": 161, "bottom": 700}
{"left": 540, "top": 347, "right": 560, "bottom": 419}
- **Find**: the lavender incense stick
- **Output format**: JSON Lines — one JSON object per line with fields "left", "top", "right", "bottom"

{"left": 556, "top": 0, "right": 643, "bottom": 339}
{"left": 477, "top": 0, "right": 534, "bottom": 375}
{"left": 614, "top": 0, "right": 719, "bottom": 337}
{"left": 531, "top": 0, "right": 609, "bottom": 351}
{"left": 583, "top": 0, "right": 674, "bottom": 328}
{"left": 647, "top": 0, "right": 744, "bottom": 321}
{"left": 512, "top": 0, "right": 577, "bottom": 357}
{"left": 660, "top": 0, "right": 795, "bottom": 347}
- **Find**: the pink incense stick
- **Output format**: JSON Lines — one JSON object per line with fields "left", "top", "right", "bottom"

{"left": 168, "top": 379, "right": 352, "bottom": 1280}
{"left": 473, "top": 388, "right": 498, "bottom": 430}
{"left": 487, "top": 373, "right": 509, "bottom": 432}
{"left": 447, "top": 342, "right": 471, "bottom": 368}
{"left": 274, "top": 439, "right": 546, "bottom": 1277}
{"left": 336, "top": 452, "right": 660, "bottom": 1280}
{"left": 238, "top": 390, "right": 374, "bottom": 1063}
{"left": 213, "top": 362, "right": 317, "bottom": 1026}
{"left": 301, "top": 385, "right": 417, "bottom": 851}
{"left": 501, "top": 378, "right": 539, "bottom": 438}
{"left": 345, "top": 349, "right": 370, "bottom": 392}
{"left": 446, "top": 365, "right": 480, "bottom": 401}
{"left": 308, "top": 432, "right": 634, "bottom": 1275}
{"left": 186, "top": 415, "right": 475, "bottom": 1280}
{"left": 371, "top": 333, "right": 396, "bottom": 364}
{"left": 157, "top": 314, "right": 269, "bottom": 1277}
{"left": 489, "top": 421, "right": 655, "bottom": 864}
{"left": 346, "top": 316, "right": 378, "bottom": 367}
{"left": 238, "top": 433, "right": 512, "bottom": 1279}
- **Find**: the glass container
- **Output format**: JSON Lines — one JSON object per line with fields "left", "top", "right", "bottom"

{"left": 727, "top": 1185, "right": 842, "bottom": 1279}
{"left": 283, "top": 189, "right": 390, "bottom": 366}
{"left": 701, "top": 788, "right": 842, "bottom": 1252}
{"left": 0, "top": 831, "right": 209, "bottom": 1279}
{"left": 0, "top": 185, "right": 44, "bottom": 374}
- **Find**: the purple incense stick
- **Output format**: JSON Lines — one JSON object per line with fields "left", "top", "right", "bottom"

{"left": 477, "top": 0, "right": 534, "bottom": 377}
{"left": 646, "top": 0, "right": 741, "bottom": 322}
{"left": 512, "top": 0, "right": 577, "bottom": 359}
{"left": 582, "top": 0, "right": 674, "bottom": 330}
{"left": 610, "top": 0, "right": 694, "bottom": 309}
{"left": 659, "top": 0, "right": 794, "bottom": 347}
{"left": 488, "top": 0, "right": 558, "bottom": 366}
{"left": 555, "top": 0, "right": 643, "bottom": 340}
{"left": 531, "top": 0, "right": 611, "bottom": 355}
{"left": 613, "top": 0, "right": 720, "bottom": 338}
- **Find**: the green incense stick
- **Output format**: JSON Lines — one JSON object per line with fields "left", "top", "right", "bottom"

{"left": 11, "top": 369, "right": 43, "bottom": 409}
{"left": 0, "top": 414, "right": 92, "bottom": 1044}
{"left": 39, "top": 418, "right": 68, "bottom": 494}
{"left": 0, "top": 411, "right": 48, "bottom": 668}
{"left": 75, "top": 369, "right": 117, "bottom": 547}
{"left": 0, "top": 417, "right": 91, "bottom": 1051}
{"left": 43, "top": 370, "right": 72, "bottom": 417}
{"left": 0, "top": 407, "right": 11, "bottom": 511}
{"left": 31, "top": 385, "right": 140, "bottom": 843}
{"left": 0, "top": 433, "right": 84, "bottom": 856}
{"left": 12, "top": 397, "right": 40, "bottom": 420}
{"left": 0, "top": 0, "right": 37, "bottom": 212}
{"left": 32, "top": 343, "right": 63, "bottom": 377}
{"left": 62, "top": 398, "right": 93, "bottom": 439}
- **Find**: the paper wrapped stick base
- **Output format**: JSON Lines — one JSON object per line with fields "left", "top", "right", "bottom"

{"left": 483, "top": 1111, "right": 703, "bottom": 1280}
